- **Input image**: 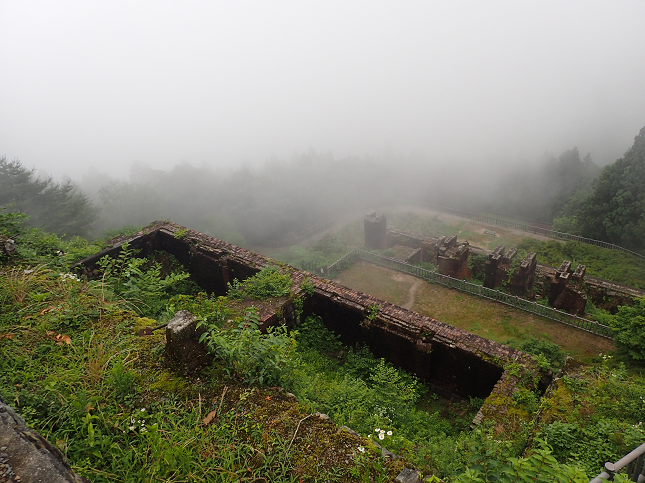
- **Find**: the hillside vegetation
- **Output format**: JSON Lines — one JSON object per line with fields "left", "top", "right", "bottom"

{"left": 2, "top": 212, "right": 645, "bottom": 482}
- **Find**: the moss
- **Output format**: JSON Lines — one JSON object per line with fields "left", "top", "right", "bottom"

{"left": 132, "top": 316, "right": 157, "bottom": 334}
{"left": 148, "top": 369, "right": 190, "bottom": 393}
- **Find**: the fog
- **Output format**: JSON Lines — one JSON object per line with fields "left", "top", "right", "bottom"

{"left": 2, "top": 1, "right": 645, "bottom": 180}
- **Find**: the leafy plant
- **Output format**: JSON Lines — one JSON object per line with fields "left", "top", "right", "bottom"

{"left": 173, "top": 228, "right": 189, "bottom": 239}
{"left": 608, "top": 296, "right": 645, "bottom": 361}
{"left": 97, "top": 242, "right": 191, "bottom": 317}
{"left": 519, "top": 338, "right": 566, "bottom": 371}
{"left": 367, "top": 304, "right": 380, "bottom": 321}
{"left": 199, "top": 307, "right": 297, "bottom": 387}
{"left": 226, "top": 265, "right": 293, "bottom": 300}
{"left": 453, "top": 439, "right": 588, "bottom": 482}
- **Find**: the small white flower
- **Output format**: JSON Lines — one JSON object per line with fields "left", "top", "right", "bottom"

{"left": 378, "top": 433, "right": 385, "bottom": 440}
{"left": 141, "top": 408, "right": 146, "bottom": 412}
{"left": 375, "top": 428, "right": 380, "bottom": 433}
{"left": 358, "top": 446, "right": 365, "bottom": 453}
{"left": 387, "top": 430, "right": 392, "bottom": 436}
{"left": 129, "top": 426, "right": 135, "bottom": 431}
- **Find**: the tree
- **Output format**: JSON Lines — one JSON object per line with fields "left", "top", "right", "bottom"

{"left": 611, "top": 296, "right": 645, "bottom": 361}
{"left": 578, "top": 126, "right": 645, "bottom": 251}
{"left": 0, "top": 157, "right": 99, "bottom": 237}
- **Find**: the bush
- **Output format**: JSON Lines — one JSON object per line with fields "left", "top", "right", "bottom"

{"left": 519, "top": 338, "right": 567, "bottom": 371}
{"left": 198, "top": 307, "right": 297, "bottom": 387}
{"left": 227, "top": 265, "right": 293, "bottom": 300}
{"left": 609, "top": 296, "right": 645, "bottom": 361}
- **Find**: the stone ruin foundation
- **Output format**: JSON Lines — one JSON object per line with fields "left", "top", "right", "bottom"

{"left": 435, "top": 235, "right": 471, "bottom": 279}
{"left": 76, "top": 221, "right": 545, "bottom": 425}
{"left": 546, "top": 261, "right": 587, "bottom": 316}
{"left": 380, "top": 223, "right": 642, "bottom": 314}
{"left": 483, "top": 246, "right": 537, "bottom": 296}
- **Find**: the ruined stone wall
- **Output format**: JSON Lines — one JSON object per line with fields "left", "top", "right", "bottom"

{"left": 77, "top": 221, "right": 538, "bottom": 406}
{"left": 404, "top": 248, "right": 423, "bottom": 265}
{"left": 383, "top": 225, "right": 642, "bottom": 313}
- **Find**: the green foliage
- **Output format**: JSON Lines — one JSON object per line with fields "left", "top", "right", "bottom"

{"left": 578, "top": 126, "right": 645, "bottom": 252}
{"left": 292, "top": 316, "right": 480, "bottom": 477}
{"left": 0, "top": 156, "right": 98, "bottom": 237}
{"left": 199, "top": 307, "right": 297, "bottom": 387}
{"left": 468, "top": 253, "right": 488, "bottom": 282}
{"left": 519, "top": 338, "right": 566, "bottom": 371}
{"left": 167, "top": 292, "right": 230, "bottom": 321}
{"left": 608, "top": 296, "right": 645, "bottom": 361}
{"left": 533, "top": 357, "right": 645, "bottom": 476}
{"left": 97, "top": 243, "right": 191, "bottom": 317}
{"left": 453, "top": 439, "right": 589, "bottom": 482}
{"left": 275, "top": 245, "right": 337, "bottom": 273}
{"left": 173, "top": 228, "right": 189, "bottom": 239}
{"left": 227, "top": 265, "right": 293, "bottom": 300}
{"left": 0, "top": 204, "right": 29, "bottom": 237}
{"left": 99, "top": 225, "right": 142, "bottom": 240}
{"left": 300, "top": 278, "right": 315, "bottom": 296}
{"left": 367, "top": 304, "right": 381, "bottom": 321}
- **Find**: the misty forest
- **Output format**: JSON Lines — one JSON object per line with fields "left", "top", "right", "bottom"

{"left": 1, "top": 124, "right": 645, "bottom": 483}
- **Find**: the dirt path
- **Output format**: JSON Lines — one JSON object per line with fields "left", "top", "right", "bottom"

{"left": 395, "top": 273, "right": 423, "bottom": 309}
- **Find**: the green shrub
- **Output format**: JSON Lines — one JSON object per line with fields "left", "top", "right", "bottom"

{"left": 97, "top": 243, "right": 191, "bottom": 317}
{"left": 519, "top": 338, "right": 567, "bottom": 371}
{"left": 199, "top": 307, "right": 297, "bottom": 387}
{"left": 227, "top": 265, "right": 293, "bottom": 300}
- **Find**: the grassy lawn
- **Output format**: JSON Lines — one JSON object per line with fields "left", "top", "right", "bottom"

{"left": 334, "top": 261, "right": 614, "bottom": 361}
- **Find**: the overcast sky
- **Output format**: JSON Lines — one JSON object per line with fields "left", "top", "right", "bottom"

{"left": 2, "top": 1, "right": 645, "bottom": 179}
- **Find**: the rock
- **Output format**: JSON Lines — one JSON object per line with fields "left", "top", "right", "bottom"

{"left": 165, "top": 310, "right": 213, "bottom": 373}
{"left": 0, "top": 397, "right": 88, "bottom": 482}
{"left": 395, "top": 467, "right": 423, "bottom": 483}
{"left": 337, "top": 426, "right": 359, "bottom": 437}
{"left": 315, "top": 412, "right": 331, "bottom": 421}
{"left": 371, "top": 440, "right": 402, "bottom": 460}
{"left": 1, "top": 236, "right": 16, "bottom": 257}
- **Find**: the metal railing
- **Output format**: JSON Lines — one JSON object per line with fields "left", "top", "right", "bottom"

{"left": 324, "top": 249, "right": 614, "bottom": 339}
{"left": 590, "top": 441, "right": 645, "bottom": 482}
{"left": 426, "top": 203, "right": 645, "bottom": 261}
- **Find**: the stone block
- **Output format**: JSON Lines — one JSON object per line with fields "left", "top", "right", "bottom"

{"left": 165, "top": 310, "right": 213, "bottom": 373}
{"left": 0, "top": 398, "right": 88, "bottom": 483}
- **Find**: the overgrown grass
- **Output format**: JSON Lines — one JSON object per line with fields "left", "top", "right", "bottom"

{"left": 291, "top": 316, "right": 486, "bottom": 478}
{"left": 3, "top": 220, "right": 644, "bottom": 482}
{"left": 534, "top": 356, "right": 645, "bottom": 476}
{"left": 0, "top": 262, "right": 404, "bottom": 482}
{"left": 517, "top": 239, "right": 645, "bottom": 288}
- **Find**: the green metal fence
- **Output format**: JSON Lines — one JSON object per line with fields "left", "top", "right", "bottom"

{"left": 325, "top": 249, "right": 614, "bottom": 339}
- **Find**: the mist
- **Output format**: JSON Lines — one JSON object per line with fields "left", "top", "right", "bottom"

{"left": 2, "top": 1, "right": 645, "bottom": 180}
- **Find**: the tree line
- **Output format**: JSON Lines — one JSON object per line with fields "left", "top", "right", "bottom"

{"left": 2, "top": 125, "right": 644, "bottom": 253}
